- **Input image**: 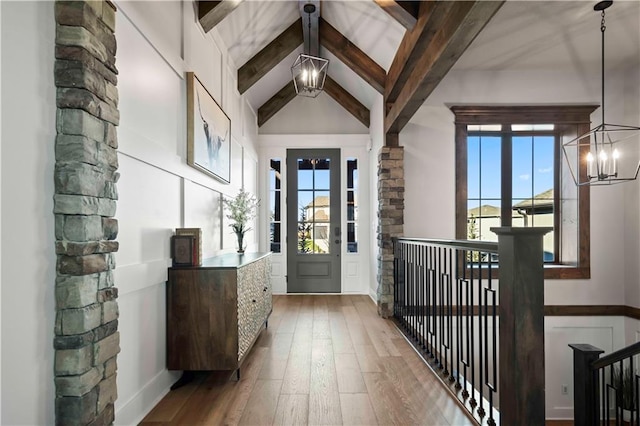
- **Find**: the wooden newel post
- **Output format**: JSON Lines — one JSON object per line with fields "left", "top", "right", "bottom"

{"left": 569, "top": 344, "right": 604, "bottom": 426}
{"left": 491, "top": 227, "right": 552, "bottom": 425}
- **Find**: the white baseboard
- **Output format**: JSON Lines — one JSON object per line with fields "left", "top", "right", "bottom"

{"left": 369, "top": 287, "right": 377, "bottom": 304}
{"left": 545, "top": 406, "right": 573, "bottom": 420}
{"left": 114, "top": 369, "right": 181, "bottom": 426}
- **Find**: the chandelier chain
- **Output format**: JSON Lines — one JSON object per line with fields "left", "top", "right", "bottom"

{"left": 600, "top": 9, "right": 606, "bottom": 124}
{"left": 306, "top": 10, "right": 311, "bottom": 55}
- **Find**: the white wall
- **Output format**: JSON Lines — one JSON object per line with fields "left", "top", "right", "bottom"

{"left": 368, "top": 94, "right": 384, "bottom": 301}
{"left": 1, "top": 2, "right": 3, "bottom": 420}
{"left": 259, "top": 91, "right": 369, "bottom": 135}
{"left": 622, "top": 64, "right": 640, "bottom": 310}
{"left": 0, "top": 1, "right": 57, "bottom": 424}
{"left": 112, "top": 1, "right": 260, "bottom": 423}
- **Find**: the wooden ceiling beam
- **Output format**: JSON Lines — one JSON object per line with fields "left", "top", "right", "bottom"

{"left": 373, "top": 0, "right": 419, "bottom": 31}
{"left": 257, "top": 76, "right": 370, "bottom": 128}
{"left": 324, "top": 76, "right": 370, "bottom": 127}
{"left": 238, "top": 18, "right": 303, "bottom": 94}
{"left": 257, "top": 82, "right": 297, "bottom": 127}
{"left": 198, "top": 0, "right": 244, "bottom": 33}
{"left": 385, "top": 1, "right": 504, "bottom": 134}
{"left": 319, "top": 18, "right": 385, "bottom": 94}
{"left": 385, "top": 1, "right": 454, "bottom": 104}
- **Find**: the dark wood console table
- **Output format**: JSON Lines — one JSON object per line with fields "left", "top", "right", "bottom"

{"left": 166, "top": 252, "right": 272, "bottom": 384}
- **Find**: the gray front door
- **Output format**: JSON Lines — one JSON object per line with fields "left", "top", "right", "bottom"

{"left": 286, "top": 149, "right": 341, "bottom": 293}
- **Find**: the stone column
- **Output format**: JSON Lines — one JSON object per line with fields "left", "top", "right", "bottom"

{"left": 53, "top": 1, "right": 120, "bottom": 424}
{"left": 376, "top": 146, "right": 404, "bottom": 317}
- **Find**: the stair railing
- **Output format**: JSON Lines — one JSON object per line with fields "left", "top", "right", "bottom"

{"left": 393, "top": 227, "right": 551, "bottom": 425}
{"left": 570, "top": 341, "right": 640, "bottom": 425}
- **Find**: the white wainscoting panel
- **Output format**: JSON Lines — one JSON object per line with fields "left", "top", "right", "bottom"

{"left": 115, "top": 283, "right": 180, "bottom": 425}
{"left": 183, "top": 180, "right": 222, "bottom": 258}
{"left": 545, "top": 316, "right": 625, "bottom": 420}
{"left": 115, "top": 155, "right": 181, "bottom": 268}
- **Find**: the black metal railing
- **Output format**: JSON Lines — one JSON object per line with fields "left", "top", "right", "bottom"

{"left": 393, "top": 238, "right": 499, "bottom": 425}
{"left": 393, "top": 228, "right": 551, "bottom": 425}
{"left": 571, "top": 341, "right": 640, "bottom": 425}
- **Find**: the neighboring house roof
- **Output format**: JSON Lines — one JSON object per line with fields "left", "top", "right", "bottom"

{"left": 513, "top": 189, "right": 554, "bottom": 210}
{"left": 468, "top": 204, "right": 526, "bottom": 218}
{"left": 468, "top": 189, "right": 554, "bottom": 218}
{"left": 306, "top": 196, "right": 330, "bottom": 208}
{"left": 468, "top": 205, "right": 501, "bottom": 218}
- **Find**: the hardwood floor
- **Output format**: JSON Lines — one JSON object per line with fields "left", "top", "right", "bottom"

{"left": 139, "top": 295, "right": 476, "bottom": 425}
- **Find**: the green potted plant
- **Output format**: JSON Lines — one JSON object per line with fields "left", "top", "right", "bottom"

{"left": 223, "top": 188, "right": 259, "bottom": 254}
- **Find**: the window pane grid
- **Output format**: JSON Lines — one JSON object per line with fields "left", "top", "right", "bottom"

{"left": 346, "top": 158, "right": 358, "bottom": 253}
{"left": 297, "top": 158, "right": 331, "bottom": 254}
{"left": 468, "top": 125, "right": 557, "bottom": 262}
{"left": 269, "top": 159, "right": 282, "bottom": 253}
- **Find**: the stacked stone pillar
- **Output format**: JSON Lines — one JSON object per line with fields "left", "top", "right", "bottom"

{"left": 376, "top": 146, "right": 404, "bottom": 318}
{"left": 54, "top": 1, "right": 120, "bottom": 424}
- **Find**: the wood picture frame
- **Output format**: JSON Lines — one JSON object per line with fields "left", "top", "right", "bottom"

{"left": 171, "top": 235, "right": 195, "bottom": 267}
{"left": 187, "top": 72, "right": 231, "bottom": 183}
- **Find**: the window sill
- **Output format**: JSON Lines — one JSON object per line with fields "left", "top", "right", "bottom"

{"left": 543, "top": 264, "right": 590, "bottom": 279}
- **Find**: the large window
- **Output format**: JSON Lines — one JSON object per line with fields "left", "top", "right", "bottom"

{"left": 467, "top": 125, "right": 557, "bottom": 261}
{"left": 453, "top": 106, "right": 595, "bottom": 279}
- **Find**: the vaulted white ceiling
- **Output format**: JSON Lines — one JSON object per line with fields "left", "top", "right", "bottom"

{"left": 211, "top": 1, "right": 640, "bottom": 121}
{"left": 454, "top": 0, "right": 640, "bottom": 72}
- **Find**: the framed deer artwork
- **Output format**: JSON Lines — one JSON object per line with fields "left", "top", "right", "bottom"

{"left": 186, "top": 72, "right": 231, "bottom": 183}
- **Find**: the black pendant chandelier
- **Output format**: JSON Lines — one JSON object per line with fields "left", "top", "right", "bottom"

{"left": 562, "top": 0, "right": 640, "bottom": 186}
{"left": 291, "top": 3, "right": 329, "bottom": 98}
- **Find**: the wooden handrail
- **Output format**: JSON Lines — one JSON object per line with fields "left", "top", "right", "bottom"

{"left": 393, "top": 236, "right": 499, "bottom": 253}
{"left": 591, "top": 341, "right": 640, "bottom": 370}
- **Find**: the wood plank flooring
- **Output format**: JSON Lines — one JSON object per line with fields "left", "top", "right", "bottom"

{"left": 139, "top": 295, "right": 475, "bottom": 425}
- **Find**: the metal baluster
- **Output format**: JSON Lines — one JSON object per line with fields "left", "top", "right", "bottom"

{"left": 412, "top": 245, "right": 420, "bottom": 342}
{"left": 430, "top": 246, "right": 435, "bottom": 358}
{"left": 455, "top": 249, "right": 462, "bottom": 391}
{"left": 618, "top": 360, "right": 623, "bottom": 426}
{"left": 486, "top": 255, "right": 496, "bottom": 426}
{"left": 442, "top": 248, "right": 449, "bottom": 376}
{"left": 420, "top": 244, "right": 426, "bottom": 351}
{"left": 403, "top": 243, "right": 408, "bottom": 329}
{"left": 447, "top": 248, "right": 453, "bottom": 380}
{"left": 400, "top": 243, "right": 404, "bottom": 327}
{"left": 409, "top": 244, "right": 414, "bottom": 339}
{"left": 462, "top": 251, "right": 470, "bottom": 400}
{"left": 604, "top": 367, "right": 608, "bottom": 426}
{"left": 469, "top": 250, "right": 477, "bottom": 409}
{"left": 393, "top": 241, "right": 398, "bottom": 318}
{"left": 629, "top": 356, "right": 637, "bottom": 424}
{"left": 431, "top": 246, "right": 437, "bottom": 362}
{"left": 631, "top": 357, "right": 640, "bottom": 426}
{"left": 445, "top": 247, "right": 449, "bottom": 374}
{"left": 605, "top": 365, "right": 618, "bottom": 426}
{"left": 437, "top": 246, "right": 443, "bottom": 369}
{"left": 413, "top": 245, "right": 420, "bottom": 343}
{"left": 477, "top": 250, "right": 485, "bottom": 418}
{"left": 396, "top": 243, "right": 401, "bottom": 323}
